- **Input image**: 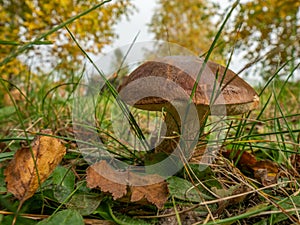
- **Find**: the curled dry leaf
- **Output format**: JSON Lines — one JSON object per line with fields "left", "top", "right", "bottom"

{"left": 129, "top": 172, "right": 169, "bottom": 209}
{"left": 86, "top": 160, "right": 127, "bottom": 200}
{"left": 86, "top": 160, "right": 169, "bottom": 209}
{"left": 223, "top": 149, "right": 279, "bottom": 186}
{"left": 4, "top": 130, "right": 66, "bottom": 202}
{"left": 252, "top": 160, "right": 279, "bottom": 186}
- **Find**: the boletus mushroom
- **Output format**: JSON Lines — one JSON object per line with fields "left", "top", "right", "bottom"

{"left": 118, "top": 56, "right": 259, "bottom": 155}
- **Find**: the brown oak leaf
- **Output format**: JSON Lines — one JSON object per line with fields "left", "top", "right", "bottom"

{"left": 86, "top": 160, "right": 128, "bottom": 200}
{"left": 86, "top": 160, "right": 169, "bottom": 209}
{"left": 4, "top": 130, "right": 66, "bottom": 203}
{"left": 129, "top": 172, "right": 169, "bottom": 209}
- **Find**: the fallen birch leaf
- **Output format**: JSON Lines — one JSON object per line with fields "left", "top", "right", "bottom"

{"left": 4, "top": 130, "right": 66, "bottom": 203}
{"left": 86, "top": 160, "right": 169, "bottom": 209}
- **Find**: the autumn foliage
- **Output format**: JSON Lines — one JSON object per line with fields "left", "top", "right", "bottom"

{"left": 0, "top": 0, "right": 134, "bottom": 83}
{"left": 4, "top": 130, "right": 66, "bottom": 203}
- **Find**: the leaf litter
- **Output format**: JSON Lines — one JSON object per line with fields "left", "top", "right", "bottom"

{"left": 86, "top": 160, "right": 169, "bottom": 209}
{"left": 223, "top": 149, "right": 279, "bottom": 186}
{"left": 4, "top": 130, "right": 66, "bottom": 203}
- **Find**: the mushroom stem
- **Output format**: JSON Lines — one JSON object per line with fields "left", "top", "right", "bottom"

{"left": 158, "top": 109, "right": 180, "bottom": 154}
{"left": 154, "top": 106, "right": 208, "bottom": 156}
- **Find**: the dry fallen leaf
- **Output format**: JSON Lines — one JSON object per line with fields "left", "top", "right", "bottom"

{"left": 222, "top": 149, "right": 257, "bottom": 171}
{"left": 4, "top": 130, "right": 66, "bottom": 203}
{"left": 252, "top": 160, "right": 279, "bottom": 186}
{"left": 129, "top": 172, "right": 169, "bottom": 209}
{"left": 223, "top": 149, "right": 279, "bottom": 186}
{"left": 86, "top": 160, "right": 127, "bottom": 200}
{"left": 86, "top": 160, "right": 169, "bottom": 209}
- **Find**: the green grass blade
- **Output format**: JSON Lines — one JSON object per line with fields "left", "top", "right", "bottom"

{"left": 0, "top": 40, "right": 52, "bottom": 46}
{"left": 182, "top": 0, "right": 240, "bottom": 142}
{"left": 65, "top": 26, "right": 150, "bottom": 152}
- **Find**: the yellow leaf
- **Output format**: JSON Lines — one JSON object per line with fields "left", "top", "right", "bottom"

{"left": 4, "top": 130, "right": 66, "bottom": 203}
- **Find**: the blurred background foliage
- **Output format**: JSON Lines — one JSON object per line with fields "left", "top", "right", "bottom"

{"left": 228, "top": 0, "right": 300, "bottom": 80}
{"left": 150, "top": 0, "right": 299, "bottom": 80}
{"left": 0, "top": 0, "right": 299, "bottom": 101}
{"left": 0, "top": 0, "right": 134, "bottom": 82}
{"left": 149, "top": 0, "right": 223, "bottom": 62}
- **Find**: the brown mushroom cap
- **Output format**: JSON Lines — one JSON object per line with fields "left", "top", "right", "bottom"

{"left": 118, "top": 56, "right": 259, "bottom": 115}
